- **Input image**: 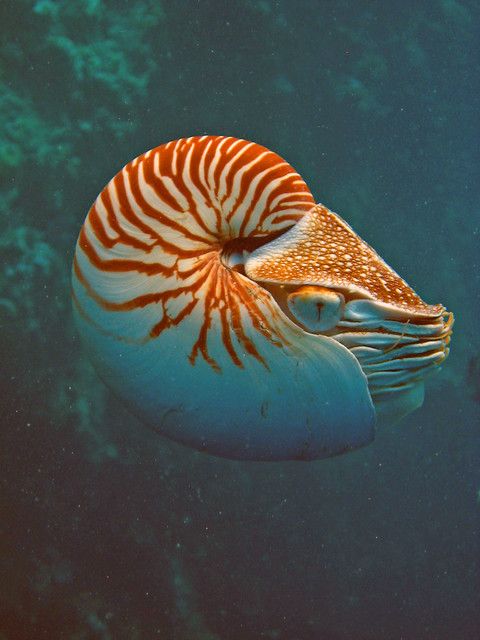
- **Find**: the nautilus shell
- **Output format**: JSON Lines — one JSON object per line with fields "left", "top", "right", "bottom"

{"left": 72, "top": 136, "right": 453, "bottom": 461}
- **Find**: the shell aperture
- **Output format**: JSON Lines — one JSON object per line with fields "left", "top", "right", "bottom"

{"left": 72, "top": 136, "right": 452, "bottom": 460}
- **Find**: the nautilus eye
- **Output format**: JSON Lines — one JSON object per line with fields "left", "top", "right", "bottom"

{"left": 72, "top": 135, "right": 453, "bottom": 461}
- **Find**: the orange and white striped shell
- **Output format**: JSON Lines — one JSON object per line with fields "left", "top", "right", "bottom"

{"left": 72, "top": 136, "right": 452, "bottom": 460}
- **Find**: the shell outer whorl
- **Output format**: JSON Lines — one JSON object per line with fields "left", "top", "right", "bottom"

{"left": 72, "top": 135, "right": 316, "bottom": 372}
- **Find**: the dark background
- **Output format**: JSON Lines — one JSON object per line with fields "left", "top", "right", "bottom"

{"left": 1, "top": 1, "right": 479, "bottom": 638}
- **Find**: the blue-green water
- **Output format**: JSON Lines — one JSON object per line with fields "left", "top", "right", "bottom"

{"left": 1, "top": 1, "right": 479, "bottom": 638}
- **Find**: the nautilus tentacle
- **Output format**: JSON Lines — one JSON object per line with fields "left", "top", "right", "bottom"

{"left": 245, "top": 204, "right": 453, "bottom": 425}
{"left": 72, "top": 135, "right": 452, "bottom": 461}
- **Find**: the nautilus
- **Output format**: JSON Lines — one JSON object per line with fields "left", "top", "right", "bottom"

{"left": 72, "top": 136, "right": 453, "bottom": 461}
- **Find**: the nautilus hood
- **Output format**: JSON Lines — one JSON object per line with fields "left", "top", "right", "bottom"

{"left": 72, "top": 135, "right": 453, "bottom": 461}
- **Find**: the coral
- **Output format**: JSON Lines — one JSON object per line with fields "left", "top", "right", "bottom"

{"left": 0, "top": 225, "right": 61, "bottom": 331}
{"left": 170, "top": 555, "right": 222, "bottom": 640}
{"left": 32, "top": 0, "right": 164, "bottom": 104}
{"left": 0, "top": 83, "right": 74, "bottom": 175}
{"left": 0, "top": 0, "right": 165, "bottom": 194}
{"left": 49, "top": 357, "right": 120, "bottom": 464}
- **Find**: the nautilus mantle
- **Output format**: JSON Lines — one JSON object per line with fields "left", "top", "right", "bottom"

{"left": 72, "top": 136, "right": 453, "bottom": 461}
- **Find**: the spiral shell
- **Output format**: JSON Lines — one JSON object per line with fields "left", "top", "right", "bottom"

{"left": 72, "top": 136, "right": 452, "bottom": 460}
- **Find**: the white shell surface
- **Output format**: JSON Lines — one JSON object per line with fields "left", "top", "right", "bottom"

{"left": 74, "top": 273, "right": 375, "bottom": 460}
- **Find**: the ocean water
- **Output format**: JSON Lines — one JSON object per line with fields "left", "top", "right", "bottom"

{"left": 1, "top": 1, "right": 479, "bottom": 638}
